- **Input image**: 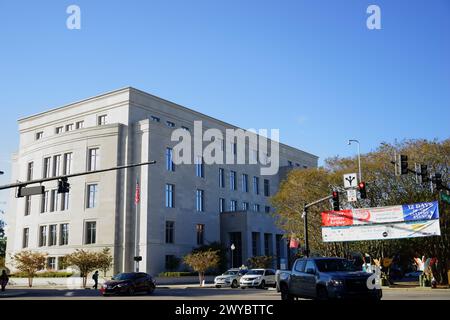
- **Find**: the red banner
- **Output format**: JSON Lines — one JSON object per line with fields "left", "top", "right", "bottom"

{"left": 321, "top": 210, "right": 353, "bottom": 227}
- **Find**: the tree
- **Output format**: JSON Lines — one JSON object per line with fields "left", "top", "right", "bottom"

{"left": 97, "top": 248, "right": 114, "bottom": 277}
{"left": 271, "top": 139, "right": 450, "bottom": 284}
{"left": 12, "top": 251, "right": 47, "bottom": 287}
{"left": 192, "top": 242, "right": 228, "bottom": 272}
{"left": 183, "top": 249, "right": 220, "bottom": 286}
{"left": 247, "top": 256, "right": 274, "bottom": 269}
{"left": 64, "top": 249, "right": 102, "bottom": 288}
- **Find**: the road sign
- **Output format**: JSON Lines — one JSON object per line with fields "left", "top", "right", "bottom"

{"left": 17, "top": 186, "right": 45, "bottom": 198}
{"left": 347, "top": 189, "right": 357, "bottom": 202}
{"left": 343, "top": 173, "right": 358, "bottom": 189}
{"left": 441, "top": 192, "right": 450, "bottom": 205}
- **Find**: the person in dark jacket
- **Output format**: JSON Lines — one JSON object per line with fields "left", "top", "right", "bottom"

{"left": 0, "top": 270, "right": 9, "bottom": 292}
{"left": 92, "top": 271, "right": 99, "bottom": 290}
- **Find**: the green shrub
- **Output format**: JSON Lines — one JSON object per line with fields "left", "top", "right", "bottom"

{"left": 158, "top": 272, "right": 197, "bottom": 277}
{"left": 11, "top": 271, "right": 73, "bottom": 278}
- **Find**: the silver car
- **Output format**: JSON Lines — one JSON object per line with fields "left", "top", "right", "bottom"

{"left": 214, "top": 269, "right": 248, "bottom": 288}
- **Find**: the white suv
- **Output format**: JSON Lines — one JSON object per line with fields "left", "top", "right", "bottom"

{"left": 239, "top": 269, "right": 276, "bottom": 289}
{"left": 214, "top": 269, "right": 248, "bottom": 288}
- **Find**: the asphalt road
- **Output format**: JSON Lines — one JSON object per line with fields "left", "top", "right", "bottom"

{"left": 1, "top": 287, "right": 450, "bottom": 300}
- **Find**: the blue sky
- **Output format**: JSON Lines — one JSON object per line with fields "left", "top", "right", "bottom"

{"left": 0, "top": 0, "right": 449, "bottom": 204}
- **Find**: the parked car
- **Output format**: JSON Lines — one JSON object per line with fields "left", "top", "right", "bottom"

{"left": 214, "top": 269, "right": 248, "bottom": 288}
{"left": 239, "top": 269, "right": 276, "bottom": 289}
{"left": 278, "top": 257, "right": 382, "bottom": 300}
{"left": 275, "top": 269, "right": 292, "bottom": 292}
{"left": 100, "top": 272, "right": 156, "bottom": 296}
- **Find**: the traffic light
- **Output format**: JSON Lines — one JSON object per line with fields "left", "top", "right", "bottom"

{"left": 400, "top": 155, "right": 408, "bottom": 175}
{"left": 358, "top": 182, "right": 367, "bottom": 199}
{"left": 432, "top": 173, "right": 443, "bottom": 191}
{"left": 332, "top": 191, "right": 340, "bottom": 211}
{"left": 57, "top": 177, "right": 70, "bottom": 194}
{"left": 420, "top": 165, "right": 429, "bottom": 184}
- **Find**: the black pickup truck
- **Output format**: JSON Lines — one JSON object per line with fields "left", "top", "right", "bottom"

{"left": 278, "top": 257, "right": 382, "bottom": 300}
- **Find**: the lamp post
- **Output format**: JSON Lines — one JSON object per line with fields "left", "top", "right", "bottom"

{"left": 348, "top": 140, "right": 362, "bottom": 182}
{"left": 230, "top": 244, "right": 236, "bottom": 268}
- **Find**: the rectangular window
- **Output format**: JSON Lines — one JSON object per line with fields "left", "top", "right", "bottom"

{"left": 75, "top": 121, "right": 84, "bottom": 129}
{"left": 88, "top": 148, "right": 100, "bottom": 171}
{"left": 288, "top": 160, "right": 293, "bottom": 167}
{"left": 50, "top": 190, "right": 58, "bottom": 212}
{"left": 196, "top": 224, "right": 205, "bottom": 245}
{"left": 55, "top": 127, "right": 63, "bottom": 134}
{"left": 195, "top": 156, "right": 204, "bottom": 178}
{"left": 24, "top": 196, "right": 31, "bottom": 216}
{"left": 65, "top": 124, "right": 74, "bottom": 132}
{"left": 60, "top": 224, "right": 69, "bottom": 246}
{"left": 52, "top": 155, "right": 61, "bottom": 177}
{"left": 41, "top": 191, "right": 49, "bottom": 213}
{"left": 230, "top": 171, "right": 237, "bottom": 191}
{"left": 98, "top": 115, "right": 107, "bottom": 126}
{"left": 253, "top": 204, "right": 260, "bottom": 212}
{"left": 252, "top": 232, "right": 260, "bottom": 256}
{"left": 196, "top": 189, "right": 204, "bottom": 212}
{"left": 49, "top": 225, "right": 57, "bottom": 246}
{"left": 265, "top": 206, "right": 271, "bottom": 213}
{"left": 253, "top": 177, "right": 259, "bottom": 195}
{"left": 264, "top": 233, "right": 272, "bottom": 256}
{"left": 166, "top": 121, "right": 175, "bottom": 128}
{"left": 87, "top": 184, "right": 98, "bottom": 209}
{"left": 219, "top": 198, "right": 226, "bottom": 213}
{"left": 27, "top": 162, "right": 34, "bottom": 181}
{"left": 166, "top": 148, "right": 175, "bottom": 172}
{"left": 230, "top": 200, "right": 237, "bottom": 212}
{"left": 61, "top": 192, "right": 70, "bottom": 211}
{"left": 165, "top": 221, "right": 174, "bottom": 244}
{"left": 242, "top": 202, "right": 249, "bottom": 211}
{"left": 36, "top": 132, "right": 43, "bottom": 140}
{"left": 219, "top": 168, "right": 225, "bottom": 188}
{"left": 151, "top": 116, "right": 160, "bottom": 123}
{"left": 242, "top": 174, "right": 248, "bottom": 192}
{"left": 64, "top": 153, "right": 73, "bottom": 175}
{"left": 165, "top": 184, "right": 174, "bottom": 208}
{"left": 264, "top": 179, "right": 270, "bottom": 197}
{"left": 85, "top": 221, "right": 96, "bottom": 244}
{"left": 39, "top": 225, "right": 47, "bottom": 247}
{"left": 23, "top": 228, "right": 29, "bottom": 248}
{"left": 43, "top": 157, "right": 51, "bottom": 178}
{"left": 47, "top": 257, "right": 56, "bottom": 270}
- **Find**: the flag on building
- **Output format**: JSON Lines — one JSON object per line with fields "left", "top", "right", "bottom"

{"left": 135, "top": 181, "right": 140, "bottom": 204}
{"left": 289, "top": 237, "right": 300, "bottom": 249}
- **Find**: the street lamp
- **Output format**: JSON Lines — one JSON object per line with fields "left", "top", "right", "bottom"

{"left": 230, "top": 244, "right": 236, "bottom": 268}
{"left": 348, "top": 140, "right": 362, "bottom": 182}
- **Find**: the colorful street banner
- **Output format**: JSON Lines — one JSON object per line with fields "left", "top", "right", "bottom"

{"left": 322, "top": 219, "right": 441, "bottom": 242}
{"left": 321, "top": 201, "right": 439, "bottom": 227}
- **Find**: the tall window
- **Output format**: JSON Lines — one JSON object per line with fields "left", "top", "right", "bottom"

{"left": 230, "top": 171, "right": 237, "bottom": 191}
{"left": 264, "top": 233, "right": 272, "bottom": 256}
{"left": 24, "top": 196, "right": 31, "bottom": 216}
{"left": 87, "top": 184, "right": 98, "bottom": 209}
{"left": 264, "top": 179, "right": 270, "bottom": 197}
{"left": 49, "top": 225, "right": 57, "bottom": 246}
{"left": 253, "top": 204, "right": 260, "bottom": 212}
{"left": 195, "top": 156, "right": 204, "bottom": 178}
{"left": 219, "top": 198, "right": 226, "bottom": 213}
{"left": 85, "top": 221, "right": 96, "bottom": 244}
{"left": 88, "top": 148, "right": 100, "bottom": 171}
{"left": 75, "top": 121, "right": 84, "bottom": 129}
{"left": 60, "top": 224, "right": 69, "bottom": 246}
{"left": 165, "top": 221, "right": 174, "bottom": 244}
{"left": 196, "top": 224, "right": 205, "bottom": 245}
{"left": 36, "top": 131, "right": 43, "bottom": 140}
{"left": 55, "top": 127, "right": 63, "bottom": 134}
{"left": 165, "top": 184, "right": 174, "bottom": 208}
{"left": 98, "top": 115, "right": 107, "bottom": 126}
{"left": 242, "top": 202, "right": 249, "bottom": 211}
{"left": 41, "top": 190, "right": 49, "bottom": 213}
{"left": 230, "top": 200, "right": 237, "bottom": 212}
{"left": 253, "top": 176, "right": 259, "bottom": 195}
{"left": 39, "top": 225, "right": 47, "bottom": 247}
{"left": 219, "top": 168, "right": 225, "bottom": 188}
{"left": 27, "top": 162, "right": 34, "bottom": 181}
{"left": 61, "top": 192, "right": 70, "bottom": 211}
{"left": 47, "top": 257, "right": 56, "bottom": 270}
{"left": 65, "top": 124, "right": 74, "bottom": 132}
{"left": 43, "top": 157, "right": 51, "bottom": 178}
{"left": 64, "top": 153, "right": 73, "bottom": 175}
{"left": 265, "top": 206, "right": 271, "bottom": 213}
{"left": 196, "top": 189, "right": 204, "bottom": 212}
{"left": 52, "top": 155, "right": 61, "bottom": 177}
{"left": 23, "top": 228, "right": 29, "bottom": 248}
{"left": 50, "top": 190, "right": 58, "bottom": 212}
{"left": 242, "top": 174, "right": 248, "bottom": 192}
{"left": 252, "top": 232, "right": 260, "bottom": 256}
{"left": 166, "top": 148, "right": 175, "bottom": 171}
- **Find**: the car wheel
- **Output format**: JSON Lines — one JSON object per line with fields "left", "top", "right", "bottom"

{"left": 280, "top": 285, "right": 294, "bottom": 301}
{"left": 241, "top": 287, "right": 246, "bottom": 290}
{"left": 231, "top": 280, "right": 238, "bottom": 289}
{"left": 215, "top": 285, "right": 221, "bottom": 289}
{"left": 147, "top": 284, "right": 155, "bottom": 295}
{"left": 316, "top": 286, "right": 328, "bottom": 300}
{"left": 127, "top": 287, "right": 135, "bottom": 296}
{"left": 258, "top": 280, "right": 266, "bottom": 290}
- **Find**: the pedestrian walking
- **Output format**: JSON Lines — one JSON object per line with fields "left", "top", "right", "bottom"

{"left": 92, "top": 270, "right": 99, "bottom": 290}
{"left": 0, "top": 270, "right": 9, "bottom": 292}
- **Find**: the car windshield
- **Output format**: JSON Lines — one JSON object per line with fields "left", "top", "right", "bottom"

{"left": 315, "top": 259, "right": 358, "bottom": 272}
{"left": 112, "top": 273, "right": 136, "bottom": 281}
{"left": 246, "top": 270, "right": 264, "bottom": 275}
{"left": 223, "top": 270, "right": 239, "bottom": 276}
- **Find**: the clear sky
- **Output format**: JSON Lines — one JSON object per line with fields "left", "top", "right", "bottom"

{"left": 0, "top": 0, "right": 449, "bottom": 206}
